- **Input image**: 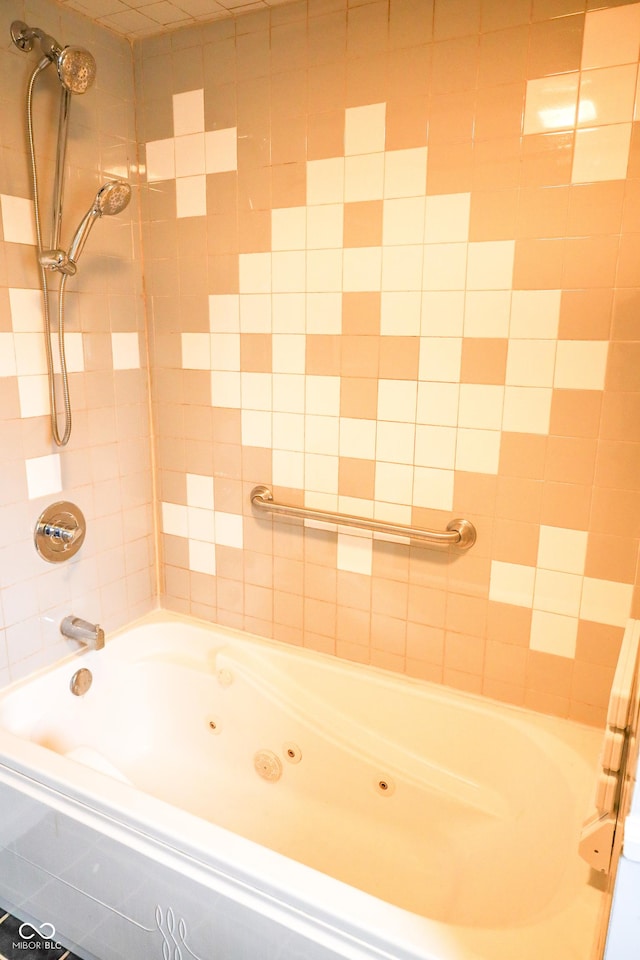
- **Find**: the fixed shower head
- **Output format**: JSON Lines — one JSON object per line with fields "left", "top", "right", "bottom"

{"left": 11, "top": 21, "right": 96, "bottom": 94}
{"left": 67, "top": 180, "right": 132, "bottom": 266}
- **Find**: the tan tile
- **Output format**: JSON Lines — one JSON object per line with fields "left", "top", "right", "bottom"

{"left": 591, "top": 487, "right": 640, "bottom": 538}
{"left": 389, "top": 0, "right": 434, "bottom": 47}
{"left": 241, "top": 445, "right": 272, "bottom": 485}
{"left": 406, "top": 622, "right": 445, "bottom": 665}
{"left": 271, "top": 115, "right": 307, "bottom": 165}
{"left": 338, "top": 457, "right": 376, "bottom": 499}
{"left": 271, "top": 162, "right": 307, "bottom": 207}
{"left": 474, "top": 81, "right": 526, "bottom": 141}
{"left": 308, "top": 62, "right": 347, "bottom": 114}
{"left": 545, "top": 436, "right": 597, "bottom": 485}
{"left": 499, "top": 433, "right": 547, "bottom": 479}
{"left": 481, "top": 0, "right": 531, "bottom": 30}
{"left": 520, "top": 131, "right": 574, "bottom": 188}
{"left": 611, "top": 289, "right": 640, "bottom": 341}
{"left": 486, "top": 600, "right": 532, "bottom": 647}
{"left": 482, "top": 677, "right": 526, "bottom": 707}
{"left": 340, "top": 377, "right": 378, "bottom": 418}
{"left": 428, "top": 91, "right": 475, "bottom": 144}
{"left": 341, "top": 335, "right": 380, "bottom": 377}
{"left": 558, "top": 289, "right": 612, "bottom": 341}
{"left": 371, "top": 612, "right": 406, "bottom": 655}
{"left": 460, "top": 338, "right": 508, "bottom": 384}
{"left": 346, "top": 53, "right": 388, "bottom": 107}
{"left": 550, "top": 389, "right": 602, "bottom": 439}
{"left": 237, "top": 210, "right": 270, "bottom": 254}
{"left": 452, "top": 473, "right": 498, "bottom": 516}
{"left": 432, "top": 35, "right": 479, "bottom": 94}
{"left": 342, "top": 292, "right": 381, "bottom": 335}
{"left": 372, "top": 540, "right": 411, "bottom": 582}
{"left": 372, "top": 577, "right": 409, "bottom": 619}
{"left": 493, "top": 518, "right": 540, "bottom": 566}
{"left": 343, "top": 201, "right": 383, "bottom": 248}
{"left": 584, "top": 532, "right": 638, "bottom": 583}
{"left": 304, "top": 597, "right": 337, "bottom": 637}
{"left": 305, "top": 562, "right": 337, "bottom": 603}
{"left": 600, "top": 392, "right": 640, "bottom": 442}
{"left": 240, "top": 333, "right": 272, "bottom": 372}
{"left": 445, "top": 592, "right": 487, "bottom": 637}
{"left": 336, "top": 604, "right": 370, "bottom": 644}
{"left": 385, "top": 96, "right": 430, "bottom": 150}
{"left": 617, "top": 234, "right": 640, "bottom": 288}
{"left": 337, "top": 569, "right": 372, "bottom": 610}
{"left": 575, "top": 620, "right": 624, "bottom": 667}
{"left": 378, "top": 336, "right": 420, "bottom": 379}
{"left": 444, "top": 631, "right": 485, "bottom": 675}
{"left": 541, "top": 481, "right": 591, "bottom": 529}
{"left": 478, "top": 25, "right": 529, "bottom": 87}
{"left": 568, "top": 181, "right": 625, "bottom": 237}
{"left": 468, "top": 188, "right": 518, "bottom": 241}
{"left": 208, "top": 253, "right": 239, "bottom": 293}
{"left": 563, "top": 236, "right": 619, "bottom": 289}
{"left": 595, "top": 439, "right": 640, "bottom": 491}
{"left": 571, "top": 659, "right": 615, "bottom": 710}
{"left": 274, "top": 556, "right": 304, "bottom": 594}
{"left": 306, "top": 334, "right": 341, "bottom": 375}
{"left": 388, "top": 45, "right": 432, "bottom": 100}
{"left": 527, "top": 650, "right": 573, "bottom": 698}
{"left": 528, "top": 13, "right": 584, "bottom": 78}
{"left": 444, "top": 667, "right": 484, "bottom": 694}
{"left": 433, "top": 0, "right": 481, "bottom": 40}
{"left": 304, "top": 631, "right": 336, "bottom": 655}
{"left": 408, "top": 583, "right": 447, "bottom": 628}
{"left": 496, "top": 476, "right": 543, "bottom": 522}
{"left": 427, "top": 140, "right": 474, "bottom": 193}
{"left": 517, "top": 185, "right": 569, "bottom": 239}
{"left": 513, "top": 238, "right": 564, "bottom": 289}
{"left": 307, "top": 111, "right": 345, "bottom": 160}
{"left": 485, "top": 639, "right": 528, "bottom": 685}
{"left": 607, "top": 341, "right": 640, "bottom": 391}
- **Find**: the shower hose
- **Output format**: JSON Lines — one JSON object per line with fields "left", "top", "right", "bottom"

{"left": 26, "top": 59, "right": 72, "bottom": 447}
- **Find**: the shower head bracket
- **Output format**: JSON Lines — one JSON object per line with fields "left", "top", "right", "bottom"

{"left": 11, "top": 21, "right": 36, "bottom": 53}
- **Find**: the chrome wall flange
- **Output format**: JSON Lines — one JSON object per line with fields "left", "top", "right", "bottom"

{"left": 10, "top": 21, "right": 35, "bottom": 52}
{"left": 34, "top": 501, "right": 86, "bottom": 562}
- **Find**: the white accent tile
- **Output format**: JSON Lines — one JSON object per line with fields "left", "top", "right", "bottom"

{"left": 580, "top": 578, "right": 634, "bottom": 627}
{"left": 377, "top": 379, "right": 417, "bottom": 422}
{"left": 458, "top": 384, "right": 504, "bottom": 430}
{"left": 173, "top": 89, "right": 205, "bottom": 136}
{"left": 239, "top": 253, "right": 272, "bottom": 294}
{"left": 174, "top": 133, "right": 206, "bottom": 177}
{"left": 214, "top": 512, "right": 244, "bottom": 548}
{"left": 381, "top": 245, "right": 423, "bottom": 291}
{"left": 529, "top": 610, "right": 578, "bottom": 658}
{"left": 272, "top": 251, "right": 306, "bottom": 293}
{"left": 307, "top": 205, "right": 344, "bottom": 249}
{"left": 344, "top": 103, "right": 386, "bottom": 156}
{"left": 239, "top": 294, "right": 271, "bottom": 333}
{"left": 182, "top": 332, "right": 211, "bottom": 369}
{"left": 0, "top": 334, "right": 17, "bottom": 376}
{"left": 464, "top": 291, "right": 511, "bottom": 338}
{"left": 1, "top": 195, "right": 37, "bottom": 245}
{"left": 424, "top": 193, "right": 471, "bottom": 243}
{"left": 305, "top": 414, "right": 340, "bottom": 456}
{"left": 175, "top": 175, "right": 206, "bottom": 218}
{"left": 523, "top": 73, "right": 579, "bottom": 135}
{"left": 306, "top": 375, "right": 340, "bottom": 416}
{"left": 272, "top": 294, "right": 306, "bottom": 333}
{"left": 241, "top": 372, "right": 272, "bottom": 411}
{"left": 205, "top": 127, "right": 237, "bottom": 173}
{"left": 375, "top": 461, "right": 414, "bottom": 504}
{"left": 241, "top": 410, "right": 272, "bottom": 448}
{"left": 506, "top": 340, "right": 556, "bottom": 387}
{"left": 414, "top": 424, "right": 457, "bottom": 469}
{"left": 578, "top": 65, "right": 638, "bottom": 128}
{"left": 383, "top": 147, "right": 427, "bottom": 199}
{"left": 344, "top": 154, "right": 385, "bottom": 203}
{"left": 111, "top": 332, "right": 140, "bottom": 370}
{"left": 188, "top": 539, "right": 216, "bottom": 576}
{"left": 554, "top": 340, "right": 608, "bottom": 390}
{"left": 209, "top": 294, "right": 240, "bottom": 332}
{"left": 582, "top": 4, "right": 640, "bottom": 70}
{"left": 306, "top": 157, "right": 345, "bottom": 205}
{"left": 145, "top": 139, "right": 175, "bottom": 182}
{"left": 188, "top": 505, "right": 215, "bottom": 543}
{"left": 412, "top": 466, "right": 454, "bottom": 510}
{"left": 572, "top": 124, "right": 633, "bottom": 184}
{"left": 533, "top": 568, "right": 582, "bottom": 617}
{"left": 18, "top": 375, "right": 49, "bottom": 417}
{"left": 305, "top": 453, "right": 339, "bottom": 494}
{"left": 26, "top": 454, "right": 62, "bottom": 501}
{"left": 337, "top": 532, "right": 373, "bottom": 576}
{"left": 14, "top": 333, "right": 46, "bottom": 376}
{"left": 489, "top": 560, "right": 536, "bottom": 607}
{"left": 416, "top": 382, "right": 459, "bottom": 427}
{"left": 422, "top": 243, "right": 467, "bottom": 291}
{"left": 211, "top": 371, "right": 241, "bottom": 408}
{"left": 9, "top": 289, "right": 43, "bottom": 331}
{"left": 383, "top": 197, "right": 425, "bottom": 245}
{"left": 307, "top": 249, "right": 343, "bottom": 292}
{"left": 272, "top": 207, "right": 306, "bottom": 251}
{"left": 186, "top": 473, "right": 214, "bottom": 510}
{"left": 502, "top": 386, "right": 552, "bottom": 435}
{"left": 466, "top": 241, "right": 515, "bottom": 290}
{"left": 306, "top": 293, "right": 342, "bottom": 334}
{"left": 421, "top": 291, "right": 465, "bottom": 336}
{"left": 419, "top": 337, "right": 462, "bottom": 383}
{"left": 343, "top": 247, "right": 382, "bottom": 292}
{"left": 162, "top": 500, "right": 189, "bottom": 537}
{"left": 272, "top": 449, "right": 304, "bottom": 488}
{"left": 272, "top": 334, "right": 305, "bottom": 373}
{"left": 376, "top": 421, "right": 415, "bottom": 464}
{"left": 273, "top": 412, "right": 305, "bottom": 451}
{"left": 339, "top": 418, "right": 377, "bottom": 459}
{"left": 537, "top": 526, "right": 588, "bottom": 575}
{"left": 510, "top": 290, "right": 561, "bottom": 339}
{"left": 381, "top": 292, "right": 422, "bottom": 335}
{"left": 455, "top": 428, "right": 501, "bottom": 474}
{"left": 273, "top": 373, "right": 305, "bottom": 413}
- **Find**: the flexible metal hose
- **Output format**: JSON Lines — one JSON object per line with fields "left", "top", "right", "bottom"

{"left": 26, "top": 59, "right": 72, "bottom": 446}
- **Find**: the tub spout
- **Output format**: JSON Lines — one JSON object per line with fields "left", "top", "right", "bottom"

{"left": 61, "top": 615, "right": 105, "bottom": 650}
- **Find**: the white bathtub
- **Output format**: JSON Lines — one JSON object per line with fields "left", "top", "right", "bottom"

{"left": 0, "top": 611, "right": 607, "bottom": 960}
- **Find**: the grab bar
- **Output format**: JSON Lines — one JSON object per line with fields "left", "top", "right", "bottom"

{"left": 250, "top": 485, "right": 476, "bottom": 550}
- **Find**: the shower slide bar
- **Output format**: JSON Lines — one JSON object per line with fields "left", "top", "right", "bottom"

{"left": 250, "top": 485, "right": 476, "bottom": 550}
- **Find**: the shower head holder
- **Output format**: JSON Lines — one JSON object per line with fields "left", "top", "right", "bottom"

{"left": 11, "top": 21, "right": 61, "bottom": 59}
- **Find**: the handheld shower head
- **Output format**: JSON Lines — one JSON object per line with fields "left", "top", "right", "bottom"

{"left": 11, "top": 22, "right": 96, "bottom": 94}
{"left": 67, "top": 180, "right": 132, "bottom": 266}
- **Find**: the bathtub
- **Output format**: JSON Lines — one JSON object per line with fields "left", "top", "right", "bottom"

{"left": 0, "top": 611, "right": 608, "bottom": 960}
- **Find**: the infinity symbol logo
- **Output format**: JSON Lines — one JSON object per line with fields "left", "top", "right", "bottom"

{"left": 18, "top": 921, "right": 56, "bottom": 940}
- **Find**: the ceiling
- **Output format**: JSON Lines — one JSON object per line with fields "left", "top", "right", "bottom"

{"left": 57, "top": 0, "right": 294, "bottom": 39}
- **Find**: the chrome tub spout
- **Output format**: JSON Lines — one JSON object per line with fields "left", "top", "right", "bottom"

{"left": 61, "top": 615, "right": 105, "bottom": 650}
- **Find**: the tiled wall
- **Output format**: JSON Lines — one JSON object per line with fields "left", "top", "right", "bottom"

{"left": 140, "top": 0, "right": 640, "bottom": 726}
{"left": 0, "top": 0, "right": 154, "bottom": 684}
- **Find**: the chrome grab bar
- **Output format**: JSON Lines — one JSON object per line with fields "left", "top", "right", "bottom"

{"left": 250, "top": 485, "right": 476, "bottom": 551}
